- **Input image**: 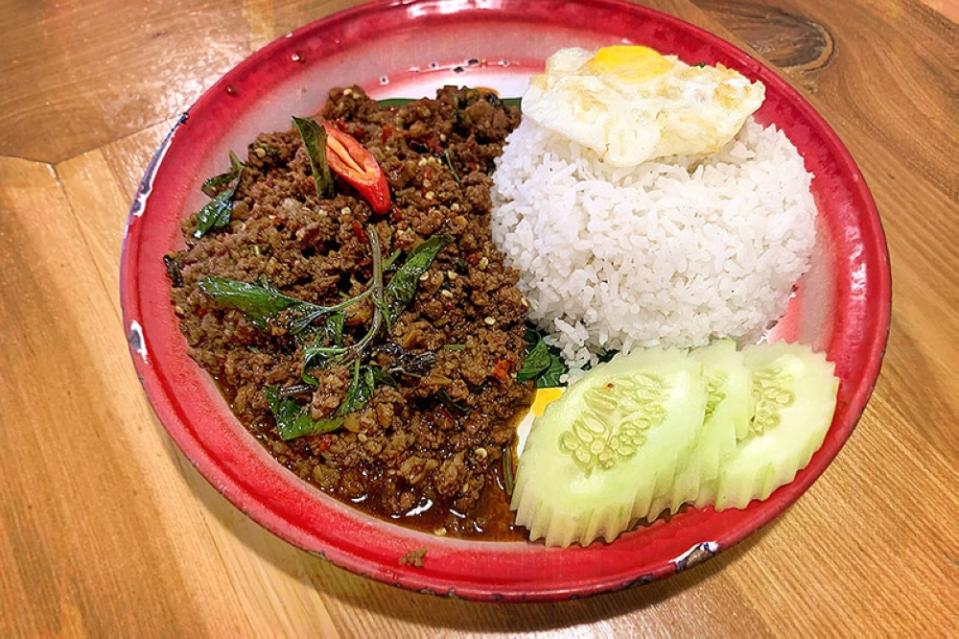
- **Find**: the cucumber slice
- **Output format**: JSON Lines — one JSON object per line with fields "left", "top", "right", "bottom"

{"left": 652, "top": 340, "right": 751, "bottom": 515}
{"left": 690, "top": 341, "right": 753, "bottom": 508}
{"left": 713, "top": 342, "right": 839, "bottom": 510}
{"left": 511, "top": 348, "right": 706, "bottom": 547}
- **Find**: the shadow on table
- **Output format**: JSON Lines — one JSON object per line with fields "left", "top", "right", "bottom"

{"left": 158, "top": 411, "right": 777, "bottom": 634}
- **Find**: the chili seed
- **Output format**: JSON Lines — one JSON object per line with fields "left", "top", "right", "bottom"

{"left": 450, "top": 203, "right": 460, "bottom": 212}
{"left": 254, "top": 147, "right": 266, "bottom": 158}
{"left": 341, "top": 206, "right": 351, "bottom": 215}
{"left": 474, "top": 447, "right": 488, "bottom": 459}
{"left": 484, "top": 316, "right": 496, "bottom": 326}
{"left": 441, "top": 290, "right": 454, "bottom": 298}
{"left": 478, "top": 256, "right": 489, "bottom": 270}
{"left": 425, "top": 191, "right": 435, "bottom": 200}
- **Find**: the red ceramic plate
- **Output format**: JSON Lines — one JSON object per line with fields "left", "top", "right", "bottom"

{"left": 120, "top": 0, "right": 890, "bottom": 601}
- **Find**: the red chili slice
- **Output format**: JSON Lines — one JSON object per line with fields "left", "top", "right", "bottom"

{"left": 491, "top": 359, "right": 511, "bottom": 383}
{"left": 323, "top": 122, "right": 391, "bottom": 214}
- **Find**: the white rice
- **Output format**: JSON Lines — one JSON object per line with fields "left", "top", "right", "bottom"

{"left": 491, "top": 117, "right": 817, "bottom": 374}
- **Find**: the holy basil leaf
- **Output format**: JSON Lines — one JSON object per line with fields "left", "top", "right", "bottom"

{"left": 326, "top": 312, "right": 345, "bottom": 346}
{"left": 537, "top": 354, "right": 566, "bottom": 388}
{"left": 290, "top": 361, "right": 379, "bottom": 436}
{"left": 194, "top": 152, "right": 244, "bottom": 238}
{"left": 286, "top": 305, "right": 332, "bottom": 336}
{"left": 369, "top": 365, "right": 396, "bottom": 387}
{"left": 193, "top": 190, "right": 233, "bottom": 238}
{"left": 340, "top": 362, "right": 376, "bottom": 415}
{"left": 291, "top": 116, "right": 334, "bottom": 199}
{"left": 516, "top": 334, "right": 550, "bottom": 382}
{"left": 516, "top": 325, "right": 566, "bottom": 387}
{"left": 266, "top": 385, "right": 343, "bottom": 441}
{"left": 198, "top": 276, "right": 305, "bottom": 328}
{"left": 199, "top": 276, "right": 366, "bottom": 336}
{"left": 385, "top": 235, "right": 452, "bottom": 324}
{"left": 301, "top": 312, "right": 348, "bottom": 385}
{"left": 377, "top": 98, "right": 414, "bottom": 108}
{"left": 201, "top": 151, "right": 244, "bottom": 197}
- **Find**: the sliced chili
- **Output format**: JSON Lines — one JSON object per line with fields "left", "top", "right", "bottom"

{"left": 491, "top": 359, "right": 511, "bottom": 383}
{"left": 323, "top": 122, "right": 391, "bottom": 214}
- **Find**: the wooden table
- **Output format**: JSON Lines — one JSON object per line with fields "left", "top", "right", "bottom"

{"left": 2, "top": 1, "right": 957, "bottom": 636}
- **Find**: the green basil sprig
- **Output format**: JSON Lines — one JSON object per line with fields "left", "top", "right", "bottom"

{"left": 194, "top": 151, "right": 244, "bottom": 238}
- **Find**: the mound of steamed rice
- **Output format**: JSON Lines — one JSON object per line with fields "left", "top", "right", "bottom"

{"left": 491, "top": 117, "right": 817, "bottom": 373}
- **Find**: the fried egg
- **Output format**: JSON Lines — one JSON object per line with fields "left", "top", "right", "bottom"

{"left": 522, "top": 45, "right": 765, "bottom": 167}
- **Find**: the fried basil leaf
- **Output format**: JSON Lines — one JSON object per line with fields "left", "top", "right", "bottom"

{"left": 536, "top": 355, "right": 566, "bottom": 388}
{"left": 517, "top": 325, "right": 567, "bottom": 388}
{"left": 301, "top": 311, "right": 348, "bottom": 385}
{"left": 384, "top": 235, "right": 452, "bottom": 324}
{"left": 266, "top": 385, "right": 343, "bottom": 441}
{"left": 516, "top": 331, "right": 550, "bottom": 382}
{"left": 201, "top": 151, "right": 244, "bottom": 197}
{"left": 194, "top": 151, "right": 244, "bottom": 238}
{"left": 291, "top": 115, "right": 334, "bottom": 199}
{"left": 198, "top": 276, "right": 304, "bottom": 328}
{"left": 340, "top": 362, "right": 375, "bottom": 415}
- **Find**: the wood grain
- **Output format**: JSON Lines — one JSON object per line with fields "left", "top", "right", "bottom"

{"left": 1, "top": 1, "right": 957, "bottom": 637}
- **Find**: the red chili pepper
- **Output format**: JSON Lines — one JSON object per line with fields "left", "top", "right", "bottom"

{"left": 491, "top": 359, "right": 511, "bottom": 383}
{"left": 323, "top": 122, "right": 391, "bottom": 214}
{"left": 380, "top": 125, "right": 394, "bottom": 143}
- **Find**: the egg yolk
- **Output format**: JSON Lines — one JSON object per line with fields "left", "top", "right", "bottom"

{"left": 586, "top": 45, "right": 674, "bottom": 81}
{"left": 531, "top": 387, "right": 564, "bottom": 416}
